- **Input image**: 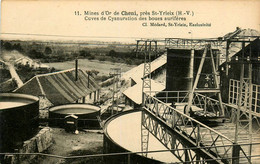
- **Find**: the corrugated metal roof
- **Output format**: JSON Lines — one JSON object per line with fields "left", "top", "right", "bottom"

{"left": 14, "top": 68, "right": 100, "bottom": 105}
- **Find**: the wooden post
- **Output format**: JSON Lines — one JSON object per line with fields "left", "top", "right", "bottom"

{"left": 248, "top": 44, "right": 253, "bottom": 161}
{"left": 226, "top": 40, "right": 230, "bottom": 76}
{"left": 75, "top": 59, "right": 78, "bottom": 81}
{"left": 98, "top": 89, "right": 100, "bottom": 101}
{"left": 196, "top": 124, "right": 201, "bottom": 146}
{"left": 209, "top": 47, "right": 225, "bottom": 116}
{"left": 235, "top": 42, "right": 245, "bottom": 143}
{"left": 189, "top": 49, "right": 194, "bottom": 91}
{"left": 127, "top": 154, "right": 131, "bottom": 164}
{"left": 232, "top": 144, "right": 240, "bottom": 164}
{"left": 187, "top": 46, "right": 208, "bottom": 112}
{"left": 94, "top": 91, "right": 96, "bottom": 102}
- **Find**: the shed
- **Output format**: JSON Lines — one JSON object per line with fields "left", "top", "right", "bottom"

{"left": 14, "top": 68, "right": 101, "bottom": 107}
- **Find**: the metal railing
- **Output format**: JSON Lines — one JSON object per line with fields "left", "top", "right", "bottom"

{"left": 229, "top": 79, "right": 260, "bottom": 114}
{"left": 150, "top": 90, "right": 226, "bottom": 116}
{"left": 2, "top": 143, "right": 260, "bottom": 164}
{"left": 149, "top": 90, "right": 190, "bottom": 104}
{"left": 165, "top": 38, "right": 224, "bottom": 49}
{"left": 148, "top": 89, "right": 260, "bottom": 140}
{"left": 143, "top": 92, "right": 250, "bottom": 163}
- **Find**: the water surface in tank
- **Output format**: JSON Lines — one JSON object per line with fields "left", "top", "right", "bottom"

{"left": 106, "top": 111, "right": 179, "bottom": 163}
{"left": 49, "top": 104, "right": 100, "bottom": 114}
{"left": 0, "top": 99, "right": 34, "bottom": 110}
{"left": 53, "top": 108, "right": 95, "bottom": 114}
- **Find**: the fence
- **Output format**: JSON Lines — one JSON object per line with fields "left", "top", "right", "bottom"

{"left": 229, "top": 79, "right": 260, "bottom": 114}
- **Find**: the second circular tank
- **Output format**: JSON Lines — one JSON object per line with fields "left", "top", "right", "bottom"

{"left": 48, "top": 104, "right": 101, "bottom": 128}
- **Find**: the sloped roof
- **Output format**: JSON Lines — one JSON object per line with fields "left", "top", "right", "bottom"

{"left": 122, "top": 54, "right": 166, "bottom": 105}
{"left": 223, "top": 28, "right": 259, "bottom": 39}
{"left": 220, "top": 29, "right": 260, "bottom": 65}
{"left": 220, "top": 38, "right": 260, "bottom": 67}
{"left": 123, "top": 79, "right": 165, "bottom": 105}
{"left": 14, "top": 68, "right": 100, "bottom": 105}
{"left": 229, "top": 38, "right": 260, "bottom": 62}
{"left": 122, "top": 54, "right": 167, "bottom": 82}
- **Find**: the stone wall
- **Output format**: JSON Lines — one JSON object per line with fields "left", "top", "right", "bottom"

{"left": 4, "top": 127, "right": 53, "bottom": 164}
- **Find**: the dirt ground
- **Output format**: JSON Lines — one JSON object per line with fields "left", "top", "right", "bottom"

{"left": 34, "top": 128, "right": 104, "bottom": 164}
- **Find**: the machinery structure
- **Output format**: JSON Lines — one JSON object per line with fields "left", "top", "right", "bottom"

{"left": 138, "top": 33, "right": 260, "bottom": 163}
{"left": 136, "top": 39, "right": 158, "bottom": 157}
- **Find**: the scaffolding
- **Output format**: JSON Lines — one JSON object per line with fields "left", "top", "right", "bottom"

{"left": 138, "top": 36, "right": 260, "bottom": 163}
{"left": 109, "top": 68, "right": 121, "bottom": 115}
{"left": 136, "top": 39, "right": 158, "bottom": 157}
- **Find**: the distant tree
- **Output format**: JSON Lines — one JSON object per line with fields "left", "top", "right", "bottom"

{"left": 0, "top": 40, "right": 4, "bottom": 48}
{"left": 29, "top": 49, "right": 44, "bottom": 58}
{"left": 13, "top": 43, "right": 23, "bottom": 52}
{"left": 3, "top": 42, "right": 12, "bottom": 50}
{"left": 57, "top": 49, "right": 64, "bottom": 56}
{"left": 50, "top": 67, "right": 56, "bottom": 72}
{"left": 125, "top": 58, "right": 132, "bottom": 65}
{"left": 88, "top": 55, "right": 95, "bottom": 60}
{"left": 108, "top": 50, "right": 117, "bottom": 57}
{"left": 86, "top": 70, "right": 99, "bottom": 76}
{"left": 44, "top": 47, "right": 52, "bottom": 55}
{"left": 72, "top": 53, "right": 79, "bottom": 58}
{"left": 79, "top": 50, "right": 91, "bottom": 57}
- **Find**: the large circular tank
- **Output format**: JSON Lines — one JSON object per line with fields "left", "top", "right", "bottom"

{"left": 48, "top": 104, "right": 100, "bottom": 128}
{"left": 0, "top": 93, "right": 39, "bottom": 153}
{"left": 103, "top": 110, "right": 179, "bottom": 163}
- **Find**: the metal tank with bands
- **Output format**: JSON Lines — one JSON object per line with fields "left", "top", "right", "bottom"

{"left": 0, "top": 93, "right": 39, "bottom": 153}
{"left": 48, "top": 104, "right": 100, "bottom": 128}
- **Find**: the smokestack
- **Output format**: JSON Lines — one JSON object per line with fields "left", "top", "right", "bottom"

{"left": 75, "top": 59, "right": 78, "bottom": 81}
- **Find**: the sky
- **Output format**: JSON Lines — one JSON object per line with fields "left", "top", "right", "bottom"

{"left": 1, "top": 0, "right": 260, "bottom": 43}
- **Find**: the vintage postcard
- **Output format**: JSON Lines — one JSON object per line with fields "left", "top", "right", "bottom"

{"left": 0, "top": 0, "right": 260, "bottom": 164}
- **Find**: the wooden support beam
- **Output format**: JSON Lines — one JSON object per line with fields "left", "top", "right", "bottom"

{"left": 187, "top": 45, "right": 208, "bottom": 113}
{"left": 195, "top": 89, "right": 220, "bottom": 93}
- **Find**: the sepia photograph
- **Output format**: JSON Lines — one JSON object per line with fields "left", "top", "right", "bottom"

{"left": 0, "top": 0, "right": 260, "bottom": 163}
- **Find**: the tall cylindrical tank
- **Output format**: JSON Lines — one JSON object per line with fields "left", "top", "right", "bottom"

{"left": 166, "top": 49, "right": 194, "bottom": 91}
{"left": 0, "top": 93, "right": 39, "bottom": 153}
{"left": 166, "top": 48, "right": 219, "bottom": 91}
{"left": 48, "top": 104, "right": 100, "bottom": 128}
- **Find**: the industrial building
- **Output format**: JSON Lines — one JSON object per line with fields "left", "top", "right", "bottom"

{"left": 14, "top": 68, "right": 101, "bottom": 109}
{"left": 13, "top": 56, "right": 49, "bottom": 69}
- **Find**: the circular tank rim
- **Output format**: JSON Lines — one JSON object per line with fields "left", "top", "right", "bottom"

{"left": 49, "top": 103, "right": 101, "bottom": 115}
{"left": 103, "top": 110, "right": 161, "bottom": 163}
{"left": 0, "top": 93, "right": 39, "bottom": 110}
